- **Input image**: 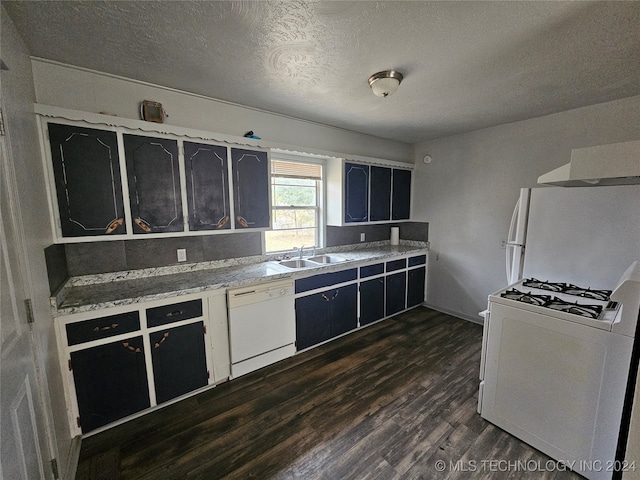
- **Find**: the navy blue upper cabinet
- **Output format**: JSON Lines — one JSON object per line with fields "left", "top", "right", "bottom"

{"left": 369, "top": 166, "right": 392, "bottom": 221}
{"left": 48, "top": 123, "right": 125, "bottom": 237}
{"left": 344, "top": 162, "right": 369, "bottom": 223}
{"left": 392, "top": 169, "right": 412, "bottom": 220}
{"left": 184, "top": 142, "right": 231, "bottom": 231}
{"left": 124, "top": 134, "right": 183, "bottom": 234}
{"left": 230, "top": 148, "right": 270, "bottom": 229}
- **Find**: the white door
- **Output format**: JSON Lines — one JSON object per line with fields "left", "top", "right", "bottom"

{"left": 0, "top": 121, "right": 52, "bottom": 478}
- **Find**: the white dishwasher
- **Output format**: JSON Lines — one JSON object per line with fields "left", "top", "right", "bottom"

{"left": 227, "top": 279, "right": 295, "bottom": 378}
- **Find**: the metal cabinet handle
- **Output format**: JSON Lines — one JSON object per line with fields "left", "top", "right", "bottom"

{"left": 122, "top": 342, "right": 142, "bottom": 353}
{"left": 165, "top": 310, "right": 183, "bottom": 318}
{"left": 93, "top": 323, "right": 119, "bottom": 332}
{"left": 331, "top": 289, "right": 340, "bottom": 300}
{"left": 322, "top": 293, "right": 330, "bottom": 302}
{"left": 154, "top": 332, "right": 169, "bottom": 349}
{"left": 236, "top": 215, "right": 249, "bottom": 227}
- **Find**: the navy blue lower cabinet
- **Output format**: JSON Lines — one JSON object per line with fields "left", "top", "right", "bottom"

{"left": 407, "top": 267, "right": 426, "bottom": 308}
{"left": 71, "top": 336, "right": 150, "bottom": 433}
{"left": 295, "top": 283, "right": 357, "bottom": 350}
{"left": 329, "top": 283, "right": 358, "bottom": 337}
{"left": 296, "top": 293, "right": 332, "bottom": 350}
{"left": 150, "top": 322, "right": 208, "bottom": 404}
{"left": 386, "top": 271, "right": 407, "bottom": 316}
{"left": 359, "top": 277, "right": 385, "bottom": 326}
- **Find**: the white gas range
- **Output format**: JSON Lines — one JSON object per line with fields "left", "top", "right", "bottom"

{"left": 479, "top": 261, "right": 640, "bottom": 480}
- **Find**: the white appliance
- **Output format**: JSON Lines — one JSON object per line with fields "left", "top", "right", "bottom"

{"left": 227, "top": 279, "right": 295, "bottom": 378}
{"left": 484, "top": 184, "right": 640, "bottom": 479}
{"left": 538, "top": 140, "right": 640, "bottom": 187}
{"left": 479, "top": 263, "right": 640, "bottom": 480}
{"left": 506, "top": 185, "right": 640, "bottom": 286}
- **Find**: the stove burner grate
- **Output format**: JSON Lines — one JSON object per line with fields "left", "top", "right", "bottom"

{"left": 501, "top": 289, "right": 551, "bottom": 306}
{"left": 522, "top": 278, "right": 565, "bottom": 292}
{"left": 545, "top": 297, "right": 603, "bottom": 319}
{"left": 501, "top": 289, "right": 604, "bottom": 319}
{"left": 521, "top": 278, "right": 612, "bottom": 302}
{"left": 563, "top": 285, "right": 612, "bottom": 302}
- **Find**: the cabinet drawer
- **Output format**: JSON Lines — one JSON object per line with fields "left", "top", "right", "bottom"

{"left": 146, "top": 299, "right": 203, "bottom": 327}
{"left": 386, "top": 259, "right": 407, "bottom": 272}
{"left": 408, "top": 255, "right": 427, "bottom": 267}
{"left": 295, "top": 269, "right": 358, "bottom": 294}
{"left": 360, "top": 263, "right": 384, "bottom": 278}
{"left": 66, "top": 311, "right": 140, "bottom": 346}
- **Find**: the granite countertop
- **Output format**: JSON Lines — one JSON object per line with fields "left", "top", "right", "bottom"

{"left": 52, "top": 242, "right": 428, "bottom": 316}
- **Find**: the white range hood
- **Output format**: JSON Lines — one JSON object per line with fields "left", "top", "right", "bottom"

{"left": 538, "top": 140, "right": 640, "bottom": 187}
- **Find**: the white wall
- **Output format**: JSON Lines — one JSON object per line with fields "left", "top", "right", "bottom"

{"left": 31, "top": 59, "right": 412, "bottom": 163}
{"left": 1, "top": 7, "right": 74, "bottom": 478}
{"left": 412, "top": 95, "right": 640, "bottom": 322}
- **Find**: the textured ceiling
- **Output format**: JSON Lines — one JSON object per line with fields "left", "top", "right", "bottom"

{"left": 3, "top": 1, "right": 640, "bottom": 144}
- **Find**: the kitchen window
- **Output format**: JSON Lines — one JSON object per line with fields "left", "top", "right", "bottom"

{"left": 265, "top": 157, "right": 324, "bottom": 253}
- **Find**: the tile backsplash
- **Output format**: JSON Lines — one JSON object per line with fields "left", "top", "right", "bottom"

{"left": 327, "top": 221, "right": 428, "bottom": 247}
{"left": 45, "top": 222, "right": 427, "bottom": 292}
{"left": 64, "top": 232, "right": 262, "bottom": 277}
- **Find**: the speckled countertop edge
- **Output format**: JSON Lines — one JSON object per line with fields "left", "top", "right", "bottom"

{"left": 52, "top": 240, "right": 428, "bottom": 317}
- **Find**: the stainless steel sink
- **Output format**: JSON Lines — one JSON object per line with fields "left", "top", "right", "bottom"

{"left": 306, "top": 255, "right": 348, "bottom": 264}
{"left": 277, "top": 259, "right": 318, "bottom": 269}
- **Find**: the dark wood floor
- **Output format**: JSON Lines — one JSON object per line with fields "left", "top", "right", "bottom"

{"left": 76, "top": 307, "right": 582, "bottom": 480}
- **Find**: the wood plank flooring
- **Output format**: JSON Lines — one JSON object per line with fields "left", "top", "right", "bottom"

{"left": 75, "top": 307, "right": 583, "bottom": 480}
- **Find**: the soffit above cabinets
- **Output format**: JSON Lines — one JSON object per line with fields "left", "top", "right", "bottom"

{"left": 5, "top": 1, "right": 640, "bottom": 143}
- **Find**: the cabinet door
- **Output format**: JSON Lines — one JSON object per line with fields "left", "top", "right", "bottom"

{"left": 392, "top": 169, "right": 411, "bottom": 220}
{"left": 124, "top": 134, "right": 183, "bottom": 233}
{"left": 150, "top": 322, "right": 208, "bottom": 404}
{"left": 328, "top": 283, "right": 358, "bottom": 337}
{"left": 295, "top": 293, "right": 330, "bottom": 351}
{"left": 48, "top": 123, "right": 125, "bottom": 237}
{"left": 344, "top": 162, "right": 369, "bottom": 223}
{"left": 386, "top": 271, "right": 407, "bottom": 316}
{"left": 184, "top": 142, "right": 230, "bottom": 230}
{"left": 70, "top": 336, "right": 150, "bottom": 433}
{"left": 230, "top": 148, "right": 270, "bottom": 229}
{"left": 407, "top": 267, "right": 426, "bottom": 308}
{"left": 369, "top": 166, "right": 391, "bottom": 221}
{"left": 360, "top": 278, "right": 385, "bottom": 326}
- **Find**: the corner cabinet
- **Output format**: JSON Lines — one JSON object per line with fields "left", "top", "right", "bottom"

{"left": 36, "top": 106, "right": 271, "bottom": 241}
{"left": 327, "top": 158, "right": 412, "bottom": 226}
{"left": 55, "top": 291, "right": 230, "bottom": 435}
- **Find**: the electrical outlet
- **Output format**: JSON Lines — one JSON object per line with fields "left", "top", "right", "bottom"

{"left": 500, "top": 240, "right": 507, "bottom": 249}
{"left": 177, "top": 248, "right": 187, "bottom": 262}
{"left": 360, "top": 233, "right": 366, "bottom": 242}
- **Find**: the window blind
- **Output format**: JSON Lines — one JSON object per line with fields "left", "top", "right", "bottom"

{"left": 271, "top": 160, "right": 322, "bottom": 180}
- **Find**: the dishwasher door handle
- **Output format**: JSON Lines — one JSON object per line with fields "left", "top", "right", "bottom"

{"left": 232, "top": 290, "right": 257, "bottom": 297}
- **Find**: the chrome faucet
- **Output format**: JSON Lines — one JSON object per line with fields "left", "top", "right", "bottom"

{"left": 294, "top": 245, "right": 305, "bottom": 258}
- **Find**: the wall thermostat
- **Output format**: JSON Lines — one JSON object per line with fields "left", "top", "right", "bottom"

{"left": 423, "top": 154, "right": 432, "bottom": 164}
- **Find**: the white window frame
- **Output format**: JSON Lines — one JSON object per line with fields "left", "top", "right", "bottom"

{"left": 264, "top": 152, "right": 326, "bottom": 254}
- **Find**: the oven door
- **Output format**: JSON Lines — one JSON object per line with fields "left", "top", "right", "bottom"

{"left": 481, "top": 302, "right": 633, "bottom": 480}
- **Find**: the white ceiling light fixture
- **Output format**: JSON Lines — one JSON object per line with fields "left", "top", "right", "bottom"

{"left": 368, "top": 70, "right": 404, "bottom": 98}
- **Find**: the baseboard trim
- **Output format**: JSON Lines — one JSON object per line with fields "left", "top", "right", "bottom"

{"left": 422, "top": 303, "right": 484, "bottom": 325}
